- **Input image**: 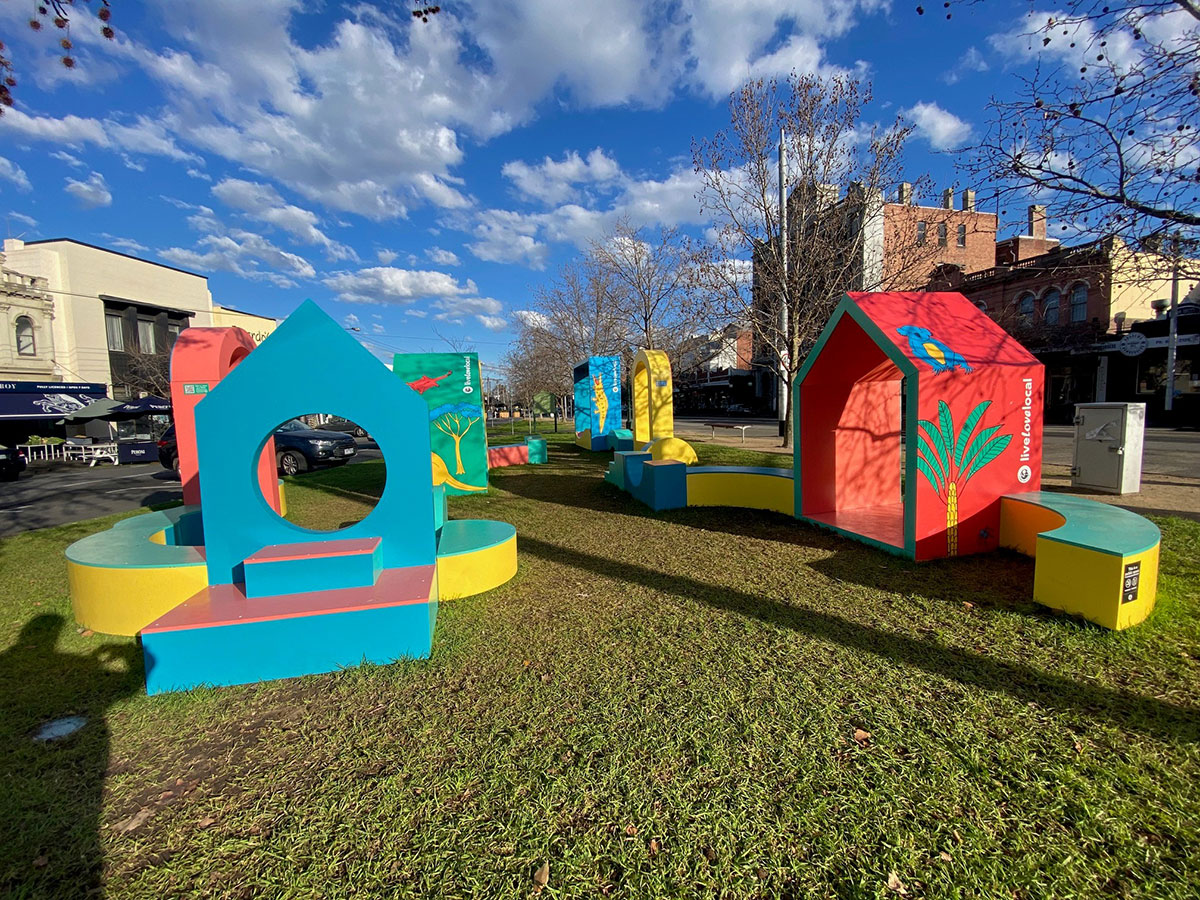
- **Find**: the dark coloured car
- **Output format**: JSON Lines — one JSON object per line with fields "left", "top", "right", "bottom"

{"left": 315, "top": 416, "right": 369, "bottom": 439}
{"left": 159, "top": 420, "right": 357, "bottom": 476}
{"left": 273, "top": 419, "right": 357, "bottom": 475}
{"left": 0, "top": 445, "right": 27, "bottom": 481}
{"left": 158, "top": 425, "right": 179, "bottom": 471}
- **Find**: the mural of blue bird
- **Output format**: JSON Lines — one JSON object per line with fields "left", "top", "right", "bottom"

{"left": 897, "top": 325, "right": 973, "bottom": 373}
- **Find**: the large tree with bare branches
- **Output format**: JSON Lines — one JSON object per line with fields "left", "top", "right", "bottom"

{"left": 955, "top": 1, "right": 1198, "bottom": 264}
{"left": 692, "top": 72, "right": 934, "bottom": 447}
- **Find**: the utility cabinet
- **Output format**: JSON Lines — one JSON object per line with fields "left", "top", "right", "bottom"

{"left": 1072, "top": 402, "right": 1146, "bottom": 494}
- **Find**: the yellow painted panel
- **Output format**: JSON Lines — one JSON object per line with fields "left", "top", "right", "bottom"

{"left": 437, "top": 534, "right": 518, "bottom": 601}
{"left": 688, "top": 472, "right": 794, "bottom": 516}
{"left": 631, "top": 349, "right": 674, "bottom": 445}
{"left": 68, "top": 561, "right": 209, "bottom": 636}
{"left": 649, "top": 437, "right": 698, "bottom": 465}
{"left": 999, "top": 497, "right": 1066, "bottom": 557}
{"left": 1032, "top": 539, "right": 1158, "bottom": 630}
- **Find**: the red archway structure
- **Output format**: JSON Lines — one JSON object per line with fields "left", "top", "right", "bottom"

{"left": 794, "top": 292, "right": 1043, "bottom": 561}
{"left": 170, "top": 326, "right": 280, "bottom": 512}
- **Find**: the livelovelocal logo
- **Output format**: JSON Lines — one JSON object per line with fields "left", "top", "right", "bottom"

{"left": 1017, "top": 464, "right": 1032, "bottom": 484}
{"left": 462, "top": 355, "right": 473, "bottom": 393}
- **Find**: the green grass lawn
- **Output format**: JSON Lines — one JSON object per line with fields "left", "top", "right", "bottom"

{"left": 3, "top": 431, "right": 1200, "bottom": 898}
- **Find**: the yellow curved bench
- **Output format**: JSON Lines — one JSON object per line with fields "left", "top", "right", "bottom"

{"left": 999, "top": 492, "right": 1160, "bottom": 630}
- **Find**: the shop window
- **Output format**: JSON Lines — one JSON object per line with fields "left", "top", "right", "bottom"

{"left": 137, "top": 318, "right": 156, "bottom": 354}
{"left": 1070, "top": 283, "right": 1088, "bottom": 322}
{"left": 1042, "top": 288, "right": 1060, "bottom": 325}
{"left": 15, "top": 316, "right": 36, "bottom": 356}
{"left": 105, "top": 313, "right": 125, "bottom": 351}
{"left": 956, "top": 224, "right": 966, "bottom": 248}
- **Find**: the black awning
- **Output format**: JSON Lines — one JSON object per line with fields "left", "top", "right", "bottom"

{"left": 0, "top": 382, "right": 108, "bottom": 420}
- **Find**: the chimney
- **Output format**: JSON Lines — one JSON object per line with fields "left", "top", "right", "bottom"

{"left": 1028, "top": 204, "right": 1047, "bottom": 240}
{"left": 961, "top": 189, "right": 976, "bottom": 212}
{"left": 942, "top": 189, "right": 954, "bottom": 210}
{"left": 897, "top": 182, "right": 912, "bottom": 205}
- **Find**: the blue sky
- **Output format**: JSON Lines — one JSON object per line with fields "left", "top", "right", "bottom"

{"left": 0, "top": 0, "right": 1061, "bottom": 366}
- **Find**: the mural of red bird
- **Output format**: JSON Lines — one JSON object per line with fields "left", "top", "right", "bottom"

{"left": 406, "top": 371, "right": 452, "bottom": 394}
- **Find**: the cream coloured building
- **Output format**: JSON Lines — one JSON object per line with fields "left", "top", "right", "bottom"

{"left": 2, "top": 238, "right": 216, "bottom": 398}
{"left": 212, "top": 305, "right": 278, "bottom": 344}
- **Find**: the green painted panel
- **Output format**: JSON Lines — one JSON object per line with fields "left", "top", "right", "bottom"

{"left": 393, "top": 352, "right": 489, "bottom": 496}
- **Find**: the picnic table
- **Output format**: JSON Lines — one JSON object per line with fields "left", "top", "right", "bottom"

{"left": 63, "top": 441, "right": 119, "bottom": 466}
{"left": 702, "top": 422, "right": 753, "bottom": 443}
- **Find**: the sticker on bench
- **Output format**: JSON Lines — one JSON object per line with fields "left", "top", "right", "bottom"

{"left": 1122, "top": 561, "right": 1140, "bottom": 604}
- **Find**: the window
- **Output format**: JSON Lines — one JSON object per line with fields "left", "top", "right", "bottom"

{"left": 1018, "top": 292, "right": 1035, "bottom": 322}
{"left": 105, "top": 313, "right": 125, "bottom": 351}
{"left": 956, "top": 224, "right": 966, "bottom": 248}
{"left": 137, "top": 318, "right": 156, "bottom": 354}
{"left": 916, "top": 221, "right": 927, "bottom": 246}
{"left": 14, "top": 316, "right": 35, "bottom": 356}
{"left": 1070, "top": 283, "right": 1088, "bottom": 322}
{"left": 1042, "top": 288, "right": 1060, "bottom": 325}
{"left": 167, "top": 323, "right": 182, "bottom": 347}
{"left": 938, "top": 222, "right": 948, "bottom": 247}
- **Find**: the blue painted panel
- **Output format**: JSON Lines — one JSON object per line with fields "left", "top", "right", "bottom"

{"left": 193, "top": 301, "right": 436, "bottom": 585}
{"left": 573, "top": 356, "right": 622, "bottom": 439}
{"left": 142, "top": 601, "right": 436, "bottom": 694}
{"left": 243, "top": 544, "right": 382, "bottom": 598}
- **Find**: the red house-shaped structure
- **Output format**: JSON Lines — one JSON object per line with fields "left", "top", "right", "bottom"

{"left": 794, "top": 292, "right": 1043, "bottom": 561}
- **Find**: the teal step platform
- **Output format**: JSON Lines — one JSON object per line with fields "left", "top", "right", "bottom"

{"left": 140, "top": 565, "right": 437, "bottom": 695}
{"left": 242, "top": 537, "right": 382, "bottom": 598}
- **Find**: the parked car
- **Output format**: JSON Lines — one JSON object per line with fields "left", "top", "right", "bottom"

{"left": 314, "top": 416, "right": 369, "bottom": 439}
{"left": 0, "top": 445, "right": 27, "bottom": 481}
{"left": 158, "top": 425, "right": 179, "bottom": 471}
{"left": 273, "top": 419, "right": 357, "bottom": 475}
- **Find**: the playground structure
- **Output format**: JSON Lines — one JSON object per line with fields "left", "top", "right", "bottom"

{"left": 67, "top": 302, "right": 519, "bottom": 693}
{"left": 574, "top": 356, "right": 623, "bottom": 451}
{"left": 488, "top": 436, "right": 548, "bottom": 468}
{"left": 392, "top": 352, "right": 489, "bottom": 496}
{"left": 605, "top": 292, "right": 1160, "bottom": 630}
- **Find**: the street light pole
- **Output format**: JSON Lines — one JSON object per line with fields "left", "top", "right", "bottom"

{"left": 777, "top": 128, "right": 789, "bottom": 439}
{"left": 1165, "top": 234, "right": 1180, "bottom": 413}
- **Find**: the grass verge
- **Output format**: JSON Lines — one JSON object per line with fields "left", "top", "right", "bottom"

{"left": 2, "top": 432, "right": 1199, "bottom": 898}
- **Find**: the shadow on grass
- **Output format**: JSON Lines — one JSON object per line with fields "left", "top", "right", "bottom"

{"left": 518, "top": 536, "right": 1200, "bottom": 745}
{"left": 0, "top": 614, "right": 142, "bottom": 896}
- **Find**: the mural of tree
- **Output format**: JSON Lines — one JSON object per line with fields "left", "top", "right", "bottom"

{"left": 916, "top": 400, "right": 1013, "bottom": 557}
{"left": 431, "top": 403, "right": 482, "bottom": 475}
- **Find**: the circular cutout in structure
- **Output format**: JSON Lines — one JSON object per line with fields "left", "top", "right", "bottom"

{"left": 262, "top": 414, "right": 384, "bottom": 532}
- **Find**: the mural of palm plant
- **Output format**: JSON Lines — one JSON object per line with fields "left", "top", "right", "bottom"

{"left": 915, "top": 400, "right": 1013, "bottom": 556}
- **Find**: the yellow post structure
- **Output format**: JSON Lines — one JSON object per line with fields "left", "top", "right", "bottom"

{"left": 631, "top": 348, "right": 675, "bottom": 446}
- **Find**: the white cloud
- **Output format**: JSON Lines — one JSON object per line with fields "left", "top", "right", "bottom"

{"left": 476, "top": 314, "right": 507, "bottom": 331}
{"left": 6, "top": 211, "right": 38, "bottom": 229}
{"left": 0, "top": 157, "right": 31, "bottom": 191}
{"left": 0, "top": 108, "right": 197, "bottom": 162}
{"left": 376, "top": 248, "right": 399, "bottom": 264}
{"left": 514, "top": 309, "right": 551, "bottom": 329}
{"left": 405, "top": 309, "right": 428, "bottom": 318}
{"left": 502, "top": 148, "right": 622, "bottom": 205}
{"left": 426, "top": 247, "right": 461, "bottom": 266}
{"left": 50, "top": 150, "right": 87, "bottom": 170}
{"left": 161, "top": 227, "right": 315, "bottom": 287}
{"left": 186, "top": 168, "right": 212, "bottom": 182}
{"left": 903, "top": 102, "right": 973, "bottom": 150}
{"left": 941, "top": 46, "right": 989, "bottom": 85}
{"left": 433, "top": 295, "right": 503, "bottom": 322}
{"left": 323, "top": 266, "right": 478, "bottom": 305}
{"left": 64, "top": 171, "right": 112, "bottom": 208}
{"left": 344, "top": 313, "right": 361, "bottom": 328}
{"left": 212, "top": 178, "right": 357, "bottom": 261}
{"left": 371, "top": 322, "right": 385, "bottom": 333}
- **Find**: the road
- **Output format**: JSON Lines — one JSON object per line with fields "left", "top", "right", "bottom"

{"left": 0, "top": 441, "right": 384, "bottom": 539}
{"left": 674, "top": 417, "right": 1199, "bottom": 477}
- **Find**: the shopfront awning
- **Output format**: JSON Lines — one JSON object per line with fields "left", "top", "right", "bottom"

{"left": 0, "top": 381, "right": 108, "bottom": 419}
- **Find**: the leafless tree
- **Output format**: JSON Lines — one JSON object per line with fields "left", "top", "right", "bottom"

{"left": 1, "top": 0, "right": 114, "bottom": 115}
{"left": 954, "top": 1, "right": 1198, "bottom": 277}
{"left": 588, "top": 218, "right": 713, "bottom": 372}
{"left": 693, "top": 72, "right": 930, "bottom": 447}
{"left": 117, "top": 346, "right": 171, "bottom": 398}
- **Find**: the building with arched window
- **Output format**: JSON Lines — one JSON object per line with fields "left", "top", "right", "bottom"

{"left": 1, "top": 252, "right": 57, "bottom": 382}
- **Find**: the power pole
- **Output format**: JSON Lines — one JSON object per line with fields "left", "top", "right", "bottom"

{"left": 777, "top": 128, "right": 789, "bottom": 439}
{"left": 1165, "top": 233, "right": 1180, "bottom": 414}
